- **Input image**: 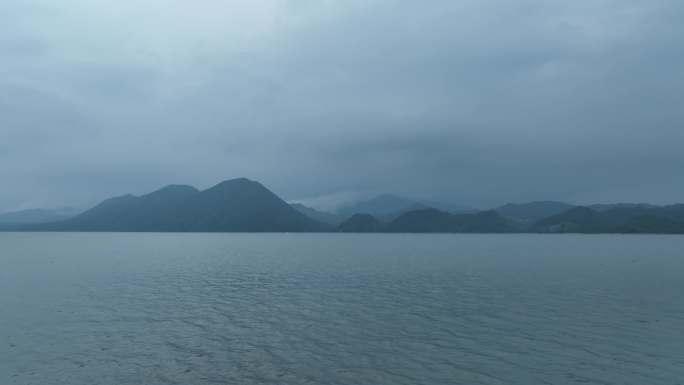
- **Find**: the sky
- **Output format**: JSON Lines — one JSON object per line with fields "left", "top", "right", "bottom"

{"left": 1, "top": 0, "right": 683, "bottom": 212}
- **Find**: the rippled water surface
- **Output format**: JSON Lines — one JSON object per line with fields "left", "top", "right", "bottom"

{"left": 1, "top": 233, "right": 683, "bottom": 384}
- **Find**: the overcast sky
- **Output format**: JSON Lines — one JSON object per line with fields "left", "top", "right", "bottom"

{"left": 1, "top": 0, "right": 683, "bottom": 212}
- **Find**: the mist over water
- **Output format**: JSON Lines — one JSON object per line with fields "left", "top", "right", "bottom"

{"left": 1, "top": 233, "right": 683, "bottom": 384}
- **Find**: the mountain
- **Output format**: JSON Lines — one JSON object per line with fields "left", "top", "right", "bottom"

{"left": 532, "top": 205, "right": 684, "bottom": 233}
{"left": 176, "top": 179, "right": 326, "bottom": 232}
{"left": 337, "top": 214, "right": 384, "bottom": 233}
{"left": 416, "top": 200, "right": 475, "bottom": 214}
{"left": 386, "top": 208, "right": 517, "bottom": 233}
{"left": 29, "top": 179, "right": 326, "bottom": 232}
{"left": 532, "top": 207, "right": 606, "bottom": 233}
{"left": 44, "top": 184, "right": 199, "bottom": 231}
{"left": 337, "top": 194, "right": 471, "bottom": 220}
{"left": 601, "top": 204, "right": 684, "bottom": 233}
{"left": 588, "top": 203, "right": 658, "bottom": 212}
{"left": 290, "top": 203, "right": 343, "bottom": 225}
{"left": 616, "top": 215, "right": 684, "bottom": 233}
{"left": 6, "top": 178, "right": 683, "bottom": 233}
{"left": 385, "top": 208, "right": 453, "bottom": 232}
{"left": 0, "top": 207, "right": 81, "bottom": 225}
{"left": 378, "top": 202, "right": 431, "bottom": 222}
{"left": 337, "top": 194, "right": 427, "bottom": 219}
{"left": 334, "top": 208, "right": 517, "bottom": 233}
{"left": 496, "top": 201, "right": 575, "bottom": 223}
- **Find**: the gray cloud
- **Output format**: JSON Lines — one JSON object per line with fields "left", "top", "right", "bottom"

{"left": 1, "top": 0, "right": 683, "bottom": 212}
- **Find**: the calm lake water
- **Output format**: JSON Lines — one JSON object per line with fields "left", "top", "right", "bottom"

{"left": 1, "top": 233, "right": 683, "bottom": 385}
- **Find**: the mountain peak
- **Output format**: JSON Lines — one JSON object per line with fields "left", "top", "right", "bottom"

{"left": 219, "top": 177, "right": 254, "bottom": 184}
{"left": 208, "top": 177, "right": 261, "bottom": 190}
{"left": 27, "top": 177, "right": 324, "bottom": 232}
{"left": 143, "top": 184, "right": 199, "bottom": 198}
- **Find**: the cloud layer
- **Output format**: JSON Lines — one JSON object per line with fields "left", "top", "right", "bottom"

{"left": 1, "top": 0, "right": 683, "bottom": 211}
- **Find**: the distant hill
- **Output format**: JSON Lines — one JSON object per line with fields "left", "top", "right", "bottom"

{"left": 337, "top": 194, "right": 426, "bottom": 219}
{"left": 337, "top": 214, "right": 384, "bottom": 233}
{"left": 532, "top": 207, "right": 606, "bottom": 233}
{"left": 290, "top": 203, "right": 343, "bottom": 225}
{"left": 588, "top": 203, "right": 658, "bottom": 212}
{"left": 496, "top": 201, "right": 575, "bottom": 223}
{"left": 416, "top": 200, "right": 474, "bottom": 214}
{"left": 0, "top": 207, "right": 81, "bottom": 225}
{"left": 532, "top": 205, "right": 684, "bottom": 233}
{"left": 337, "top": 194, "right": 471, "bottom": 220}
{"left": 28, "top": 179, "right": 326, "bottom": 232}
{"left": 386, "top": 208, "right": 518, "bottom": 233}
{"left": 332, "top": 208, "right": 517, "bottom": 233}
{"left": 378, "top": 202, "right": 431, "bottom": 223}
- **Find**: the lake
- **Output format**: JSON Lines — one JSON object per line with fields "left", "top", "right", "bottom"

{"left": 1, "top": 233, "right": 683, "bottom": 384}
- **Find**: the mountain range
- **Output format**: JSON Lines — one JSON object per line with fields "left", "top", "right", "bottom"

{"left": 494, "top": 201, "right": 575, "bottom": 223}
{"left": 336, "top": 194, "right": 473, "bottom": 220}
{"left": 15, "top": 178, "right": 324, "bottom": 232}
{"left": 532, "top": 205, "right": 684, "bottom": 234}
{"left": 2, "top": 177, "right": 683, "bottom": 233}
{"left": 290, "top": 193, "right": 475, "bottom": 226}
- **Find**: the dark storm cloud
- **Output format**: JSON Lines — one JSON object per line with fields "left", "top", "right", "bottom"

{"left": 1, "top": 0, "right": 683, "bottom": 212}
